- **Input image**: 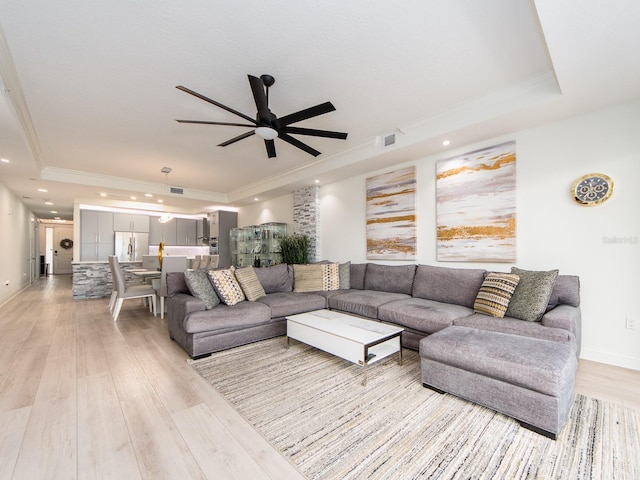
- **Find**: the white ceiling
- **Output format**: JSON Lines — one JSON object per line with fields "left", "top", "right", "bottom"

{"left": 1, "top": 0, "right": 639, "bottom": 221}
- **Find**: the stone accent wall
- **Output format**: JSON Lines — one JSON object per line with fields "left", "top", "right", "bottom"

{"left": 293, "top": 185, "right": 320, "bottom": 262}
{"left": 72, "top": 262, "right": 145, "bottom": 299}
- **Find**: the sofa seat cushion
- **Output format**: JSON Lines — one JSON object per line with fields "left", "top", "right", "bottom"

{"left": 182, "top": 301, "right": 271, "bottom": 334}
{"left": 328, "top": 290, "right": 410, "bottom": 318}
{"left": 420, "top": 326, "right": 577, "bottom": 397}
{"left": 378, "top": 298, "right": 473, "bottom": 334}
{"left": 453, "top": 313, "right": 575, "bottom": 344}
{"left": 256, "top": 292, "right": 326, "bottom": 318}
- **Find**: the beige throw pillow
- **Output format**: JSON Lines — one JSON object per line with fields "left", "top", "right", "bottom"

{"left": 234, "top": 266, "right": 266, "bottom": 301}
{"left": 293, "top": 264, "right": 323, "bottom": 292}
{"left": 473, "top": 272, "right": 520, "bottom": 318}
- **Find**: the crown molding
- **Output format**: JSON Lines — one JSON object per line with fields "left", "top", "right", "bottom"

{"left": 40, "top": 166, "right": 229, "bottom": 204}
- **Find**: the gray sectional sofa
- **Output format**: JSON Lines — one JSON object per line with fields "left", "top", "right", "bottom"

{"left": 167, "top": 261, "right": 581, "bottom": 438}
{"left": 166, "top": 262, "right": 580, "bottom": 358}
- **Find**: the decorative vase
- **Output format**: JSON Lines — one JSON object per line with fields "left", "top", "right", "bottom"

{"left": 158, "top": 241, "right": 164, "bottom": 269}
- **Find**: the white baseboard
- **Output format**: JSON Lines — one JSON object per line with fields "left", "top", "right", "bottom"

{"left": 580, "top": 348, "right": 640, "bottom": 371}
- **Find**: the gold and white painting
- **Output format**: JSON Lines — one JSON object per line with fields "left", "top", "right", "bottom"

{"left": 436, "top": 141, "right": 516, "bottom": 262}
{"left": 366, "top": 166, "right": 416, "bottom": 260}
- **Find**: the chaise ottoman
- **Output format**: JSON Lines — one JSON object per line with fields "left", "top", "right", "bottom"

{"left": 419, "top": 326, "right": 577, "bottom": 439}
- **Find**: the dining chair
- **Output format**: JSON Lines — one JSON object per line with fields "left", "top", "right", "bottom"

{"left": 110, "top": 255, "right": 157, "bottom": 321}
{"left": 108, "top": 256, "right": 149, "bottom": 312}
{"left": 199, "top": 255, "right": 210, "bottom": 270}
{"left": 190, "top": 255, "right": 201, "bottom": 270}
{"left": 142, "top": 254, "right": 160, "bottom": 270}
{"left": 209, "top": 255, "right": 219, "bottom": 269}
{"left": 152, "top": 255, "right": 187, "bottom": 319}
{"left": 108, "top": 255, "right": 119, "bottom": 313}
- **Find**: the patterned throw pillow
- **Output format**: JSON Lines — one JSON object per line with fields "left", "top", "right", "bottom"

{"left": 505, "top": 267, "right": 559, "bottom": 322}
{"left": 473, "top": 273, "right": 520, "bottom": 318}
{"left": 293, "top": 264, "right": 323, "bottom": 292}
{"left": 184, "top": 269, "right": 220, "bottom": 309}
{"left": 338, "top": 261, "right": 351, "bottom": 289}
{"left": 208, "top": 268, "right": 245, "bottom": 306}
{"left": 234, "top": 266, "right": 266, "bottom": 301}
{"left": 322, "top": 263, "right": 340, "bottom": 291}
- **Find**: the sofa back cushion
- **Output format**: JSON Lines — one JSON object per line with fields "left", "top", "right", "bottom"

{"left": 364, "top": 263, "right": 416, "bottom": 295}
{"left": 546, "top": 275, "right": 580, "bottom": 309}
{"left": 412, "top": 264, "right": 486, "bottom": 308}
{"left": 349, "top": 263, "right": 368, "bottom": 290}
{"left": 166, "top": 271, "right": 189, "bottom": 297}
{"left": 253, "top": 263, "right": 293, "bottom": 293}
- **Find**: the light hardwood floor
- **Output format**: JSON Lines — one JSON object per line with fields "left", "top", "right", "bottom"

{"left": 1, "top": 275, "right": 638, "bottom": 479}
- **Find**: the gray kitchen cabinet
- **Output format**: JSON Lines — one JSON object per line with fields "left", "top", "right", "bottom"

{"left": 149, "top": 218, "right": 177, "bottom": 245}
{"left": 176, "top": 218, "right": 198, "bottom": 245}
{"left": 113, "top": 213, "right": 149, "bottom": 232}
{"left": 150, "top": 218, "right": 198, "bottom": 245}
{"left": 80, "top": 210, "right": 114, "bottom": 261}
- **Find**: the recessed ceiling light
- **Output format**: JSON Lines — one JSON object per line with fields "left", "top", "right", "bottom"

{"left": 44, "top": 201, "right": 53, "bottom": 205}
{"left": 38, "top": 188, "right": 48, "bottom": 192}
{"left": 145, "top": 193, "right": 153, "bottom": 197}
{"left": 50, "top": 211, "right": 57, "bottom": 214}
{"left": 130, "top": 196, "right": 137, "bottom": 200}
{"left": 157, "top": 199, "right": 163, "bottom": 203}
{"left": 442, "top": 140, "right": 451, "bottom": 146}
{"left": 99, "top": 192, "right": 107, "bottom": 197}
{"left": 315, "top": 179, "right": 320, "bottom": 184}
{"left": 254, "top": 197, "right": 259, "bottom": 201}
{"left": 0, "top": 158, "right": 9, "bottom": 163}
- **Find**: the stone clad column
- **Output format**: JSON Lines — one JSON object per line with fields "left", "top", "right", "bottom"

{"left": 293, "top": 186, "right": 320, "bottom": 263}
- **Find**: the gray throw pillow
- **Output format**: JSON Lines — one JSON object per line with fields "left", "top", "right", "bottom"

{"left": 505, "top": 267, "right": 559, "bottom": 322}
{"left": 184, "top": 269, "right": 220, "bottom": 309}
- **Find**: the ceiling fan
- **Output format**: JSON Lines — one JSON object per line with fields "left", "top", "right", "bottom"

{"left": 175, "top": 74, "right": 348, "bottom": 158}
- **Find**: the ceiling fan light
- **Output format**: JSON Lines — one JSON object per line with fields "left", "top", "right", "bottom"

{"left": 255, "top": 126, "right": 278, "bottom": 140}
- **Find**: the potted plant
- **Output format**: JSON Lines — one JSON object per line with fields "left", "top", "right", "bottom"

{"left": 279, "top": 233, "right": 309, "bottom": 264}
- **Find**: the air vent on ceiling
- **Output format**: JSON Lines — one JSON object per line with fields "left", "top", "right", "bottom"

{"left": 170, "top": 186, "right": 184, "bottom": 195}
{"left": 383, "top": 133, "right": 396, "bottom": 147}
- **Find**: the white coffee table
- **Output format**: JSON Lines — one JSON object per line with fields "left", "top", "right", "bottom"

{"left": 286, "top": 309, "right": 404, "bottom": 385}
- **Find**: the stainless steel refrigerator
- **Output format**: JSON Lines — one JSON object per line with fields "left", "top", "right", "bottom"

{"left": 114, "top": 232, "right": 149, "bottom": 262}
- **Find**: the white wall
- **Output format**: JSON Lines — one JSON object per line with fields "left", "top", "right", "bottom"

{"left": 238, "top": 194, "right": 294, "bottom": 232}
{"left": 245, "top": 100, "right": 640, "bottom": 370}
{"left": 0, "top": 181, "right": 35, "bottom": 305}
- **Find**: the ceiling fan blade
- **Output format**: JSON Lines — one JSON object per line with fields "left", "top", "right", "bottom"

{"left": 279, "top": 133, "right": 321, "bottom": 157}
{"left": 283, "top": 126, "right": 348, "bottom": 139}
{"left": 218, "top": 130, "right": 255, "bottom": 147}
{"left": 176, "top": 119, "right": 255, "bottom": 127}
{"left": 176, "top": 85, "right": 257, "bottom": 125}
{"left": 264, "top": 139, "right": 276, "bottom": 158}
{"left": 275, "top": 101, "right": 336, "bottom": 127}
{"left": 248, "top": 75, "right": 270, "bottom": 122}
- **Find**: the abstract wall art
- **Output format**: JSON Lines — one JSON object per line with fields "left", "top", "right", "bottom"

{"left": 436, "top": 141, "right": 516, "bottom": 262}
{"left": 366, "top": 166, "right": 416, "bottom": 260}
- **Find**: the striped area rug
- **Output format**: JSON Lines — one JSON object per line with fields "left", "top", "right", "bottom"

{"left": 192, "top": 337, "right": 639, "bottom": 480}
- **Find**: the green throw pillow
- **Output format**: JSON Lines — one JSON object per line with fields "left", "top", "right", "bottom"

{"left": 505, "top": 267, "right": 559, "bottom": 322}
{"left": 184, "top": 269, "right": 220, "bottom": 309}
{"left": 338, "top": 261, "right": 351, "bottom": 289}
